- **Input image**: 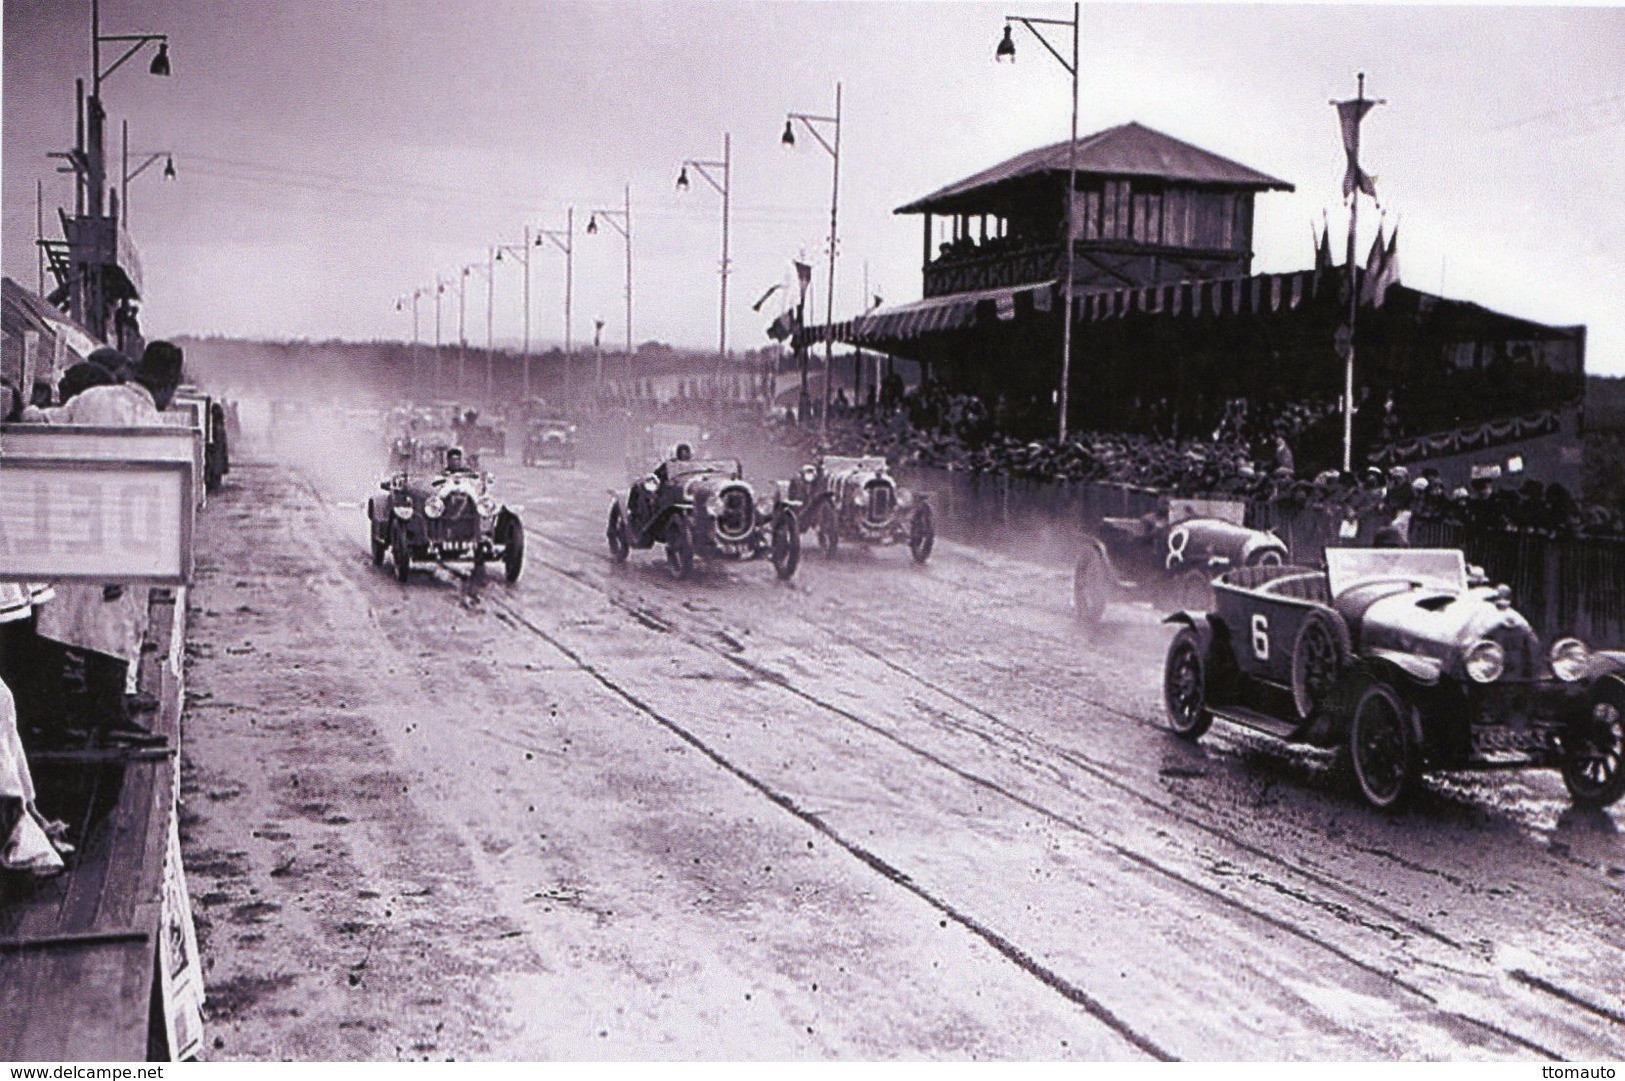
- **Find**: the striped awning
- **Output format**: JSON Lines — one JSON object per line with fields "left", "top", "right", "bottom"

{"left": 798, "top": 280, "right": 1055, "bottom": 348}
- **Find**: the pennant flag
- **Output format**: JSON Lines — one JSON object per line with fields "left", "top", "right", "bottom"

{"left": 1365, "top": 223, "right": 1401, "bottom": 305}
{"left": 750, "top": 283, "right": 784, "bottom": 312}
{"left": 794, "top": 261, "right": 813, "bottom": 291}
{"left": 1335, "top": 97, "right": 1380, "bottom": 199}
{"left": 766, "top": 310, "right": 799, "bottom": 342}
{"left": 1314, "top": 218, "right": 1334, "bottom": 272}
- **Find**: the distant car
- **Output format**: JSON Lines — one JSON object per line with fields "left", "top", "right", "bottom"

{"left": 367, "top": 465, "right": 524, "bottom": 583}
{"left": 1162, "top": 547, "right": 1625, "bottom": 810}
{"left": 607, "top": 452, "right": 800, "bottom": 581}
{"left": 523, "top": 418, "right": 578, "bottom": 467}
{"left": 456, "top": 413, "right": 506, "bottom": 458}
{"left": 788, "top": 454, "right": 934, "bottom": 562}
{"left": 1073, "top": 497, "right": 1287, "bottom": 625}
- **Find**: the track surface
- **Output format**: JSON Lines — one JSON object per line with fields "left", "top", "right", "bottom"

{"left": 178, "top": 436, "right": 1625, "bottom": 1060}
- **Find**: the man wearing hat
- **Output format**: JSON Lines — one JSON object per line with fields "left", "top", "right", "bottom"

{"left": 23, "top": 342, "right": 185, "bottom": 745}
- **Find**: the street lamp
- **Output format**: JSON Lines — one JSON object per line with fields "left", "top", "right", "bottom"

{"left": 535, "top": 209, "right": 576, "bottom": 404}
{"left": 494, "top": 228, "right": 535, "bottom": 399}
{"left": 676, "top": 133, "right": 732, "bottom": 401}
{"left": 118, "top": 119, "right": 174, "bottom": 229}
{"left": 433, "top": 276, "right": 450, "bottom": 397}
{"left": 397, "top": 287, "right": 427, "bottom": 394}
{"left": 587, "top": 184, "right": 634, "bottom": 366}
{"left": 783, "top": 84, "right": 842, "bottom": 437}
{"left": 996, "top": 3, "right": 1080, "bottom": 443}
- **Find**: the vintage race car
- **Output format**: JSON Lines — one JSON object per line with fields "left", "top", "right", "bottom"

{"left": 1074, "top": 496, "right": 1287, "bottom": 625}
{"left": 523, "top": 417, "right": 578, "bottom": 467}
{"left": 607, "top": 456, "right": 800, "bottom": 581}
{"left": 1162, "top": 547, "right": 1625, "bottom": 810}
{"left": 368, "top": 467, "right": 524, "bottom": 583}
{"left": 456, "top": 412, "right": 507, "bottom": 458}
{"left": 788, "top": 454, "right": 934, "bottom": 562}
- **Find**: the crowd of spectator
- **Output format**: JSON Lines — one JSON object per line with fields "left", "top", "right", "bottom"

{"left": 757, "top": 388, "right": 1625, "bottom": 542}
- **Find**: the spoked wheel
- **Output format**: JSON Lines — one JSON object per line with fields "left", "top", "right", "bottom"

{"left": 771, "top": 509, "right": 801, "bottom": 582}
{"left": 1175, "top": 568, "right": 1215, "bottom": 613}
{"left": 391, "top": 523, "right": 412, "bottom": 584}
{"left": 1073, "top": 549, "right": 1108, "bottom": 627}
{"left": 1290, "top": 612, "right": 1343, "bottom": 722}
{"left": 665, "top": 516, "right": 694, "bottom": 580}
{"left": 503, "top": 518, "right": 525, "bottom": 584}
{"left": 607, "top": 504, "right": 630, "bottom": 564}
{"left": 1562, "top": 679, "right": 1625, "bottom": 808}
{"left": 908, "top": 504, "right": 935, "bottom": 564}
{"left": 815, "top": 501, "right": 839, "bottom": 557}
{"left": 1163, "top": 628, "right": 1213, "bottom": 740}
{"left": 1348, "top": 680, "right": 1418, "bottom": 810}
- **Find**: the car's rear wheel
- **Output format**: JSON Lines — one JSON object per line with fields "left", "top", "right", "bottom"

{"left": 771, "top": 508, "right": 801, "bottom": 581}
{"left": 391, "top": 523, "right": 412, "bottom": 584}
{"left": 503, "top": 518, "right": 525, "bottom": 583}
{"left": 1290, "top": 611, "right": 1344, "bottom": 722}
{"left": 1163, "top": 628, "right": 1213, "bottom": 740}
{"left": 908, "top": 504, "right": 935, "bottom": 564}
{"left": 1562, "top": 678, "right": 1625, "bottom": 808}
{"left": 665, "top": 516, "right": 694, "bottom": 580}
{"left": 1348, "top": 680, "right": 1418, "bottom": 810}
{"left": 1073, "top": 548, "right": 1108, "bottom": 627}
{"left": 815, "top": 501, "right": 839, "bottom": 557}
{"left": 607, "top": 505, "right": 630, "bottom": 563}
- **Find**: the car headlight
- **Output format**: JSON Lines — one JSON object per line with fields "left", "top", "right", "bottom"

{"left": 1549, "top": 637, "right": 1590, "bottom": 682}
{"left": 851, "top": 487, "right": 869, "bottom": 507}
{"left": 423, "top": 495, "right": 445, "bottom": 518}
{"left": 392, "top": 504, "right": 414, "bottom": 520}
{"left": 642, "top": 477, "right": 659, "bottom": 493}
{"left": 707, "top": 494, "right": 726, "bottom": 516}
{"left": 1464, "top": 639, "right": 1505, "bottom": 684}
{"left": 477, "top": 496, "right": 499, "bottom": 517}
{"left": 800, "top": 465, "right": 818, "bottom": 483}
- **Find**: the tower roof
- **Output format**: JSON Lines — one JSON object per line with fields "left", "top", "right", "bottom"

{"left": 895, "top": 121, "right": 1294, "bottom": 215}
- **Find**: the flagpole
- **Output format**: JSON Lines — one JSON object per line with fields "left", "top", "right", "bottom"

{"left": 1340, "top": 73, "right": 1367, "bottom": 474}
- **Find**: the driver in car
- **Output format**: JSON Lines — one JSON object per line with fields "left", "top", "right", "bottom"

{"left": 442, "top": 446, "right": 478, "bottom": 476}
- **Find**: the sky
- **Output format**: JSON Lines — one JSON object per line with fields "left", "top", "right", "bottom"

{"left": 4, "top": 1, "right": 1624, "bottom": 374}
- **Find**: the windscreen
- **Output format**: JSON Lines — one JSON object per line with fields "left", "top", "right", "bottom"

{"left": 1325, "top": 548, "right": 1467, "bottom": 599}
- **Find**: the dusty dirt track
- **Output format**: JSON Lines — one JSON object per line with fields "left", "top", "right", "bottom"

{"left": 177, "top": 429, "right": 1624, "bottom": 1061}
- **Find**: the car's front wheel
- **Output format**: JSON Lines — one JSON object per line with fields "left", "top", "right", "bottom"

{"left": 370, "top": 524, "right": 387, "bottom": 568}
{"left": 1163, "top": 628, "right": 1213, "bottom": 740}
{"left": 771, "top": 508, "right": 801, "bottom": 581}
{"left": 503, "top": 518, "right": 525, "bottom": 583}
{"left": 908, "top": 503, "right": 934, "bottom": 564}
{"left": 1562, "top": 678, "right": 1625, "bottom": 808}
{"left": 665, "top": 516, "right": 694, "bottom": 580}
{"left": 1348, "top": 680, "right": 1418, "bottom": 811}
{"left": 391, "top": 523, "right": 412, "bottom": 584}
{"left": 1073, "top": 548, "right": 1108, "bottom": 627}
{"left": 607, "top": 505, "right": 630, "bottom": 564}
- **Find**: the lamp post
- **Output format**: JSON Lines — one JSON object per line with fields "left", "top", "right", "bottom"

{"left": 783, "top": 85, "right": 842, "bottom": 437}
{"left": 587, "top": 184, "right": 634, "bottom": 367}
{"left": 997, "top": 3, "right": 1079, "bottom": 443}
{"left": 494, "top": 229, "right": 534, "bottom": 399}
{"left": 677, "top": 133, "right": 732, "bottom": 400}
{"left": 432, "top": 277, "right": 450, "bottom": 398}
{"left": 535, "top": 209, "right": 576, "bottom": 404}
{"left": 593, "top": 318, "right": 607, "bottom": 409}
{"left": 65, "top": 0, "right": 169, "bottom": 341}
{"left": 118, "top": 119, "right": 173, "bottom": 229}
{"left": 396, "top": 287, "right": 427, "bottom": 395}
